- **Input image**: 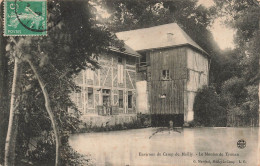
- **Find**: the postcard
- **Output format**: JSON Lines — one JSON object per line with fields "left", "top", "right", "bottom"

{"left": 0, "top": 0, "right": 259, "bottom": 166}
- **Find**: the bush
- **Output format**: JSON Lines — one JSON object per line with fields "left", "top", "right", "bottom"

{"left": 193, "top": 86, "right": 228, "bottom": 127}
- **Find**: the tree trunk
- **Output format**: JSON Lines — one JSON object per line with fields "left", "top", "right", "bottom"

{"left": 27, "top": 59, "right": 60, "bottom": 166}
{"left": 4, "top": 57, "right": 22, "bottom": 166}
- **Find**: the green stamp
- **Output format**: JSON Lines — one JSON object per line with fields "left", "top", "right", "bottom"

{"left": 4, "top": 0, "right": 47, "bottom": 36}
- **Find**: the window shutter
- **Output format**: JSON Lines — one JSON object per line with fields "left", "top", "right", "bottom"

{"left": 121, "top": 65, "right": 124, "bottom": 83}
{"left": 117, "top": 65, "right": 121, "bottom": 83}
{"left": 119, "top": 90, "right": 123, "bottom": 99}
{"left": 118, "top": 64, "right": 124, "bottom": 84}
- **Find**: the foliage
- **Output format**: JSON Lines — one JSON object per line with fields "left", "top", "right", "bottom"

{"left": 193, "top": 86, "right": 228, "bottom": 127}
{"left": 221, "top": 77, "right": 247, "bottom": 104}
{"left": 1, "top": 0, "right": 117, "bottom": 165}
{"left": 212, "top": 49, "right": 243, "bottom": 93}
{"left": 213, "top": 0, "right": 259, "bottom": 126}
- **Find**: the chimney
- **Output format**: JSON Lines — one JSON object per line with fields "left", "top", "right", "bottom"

{"left": 167, "top": 33, "right": 174, "bottom": 42}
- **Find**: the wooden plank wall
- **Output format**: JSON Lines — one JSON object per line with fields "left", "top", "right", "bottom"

{"left": 149, "top": 47, "right": 187, "bottom": 115}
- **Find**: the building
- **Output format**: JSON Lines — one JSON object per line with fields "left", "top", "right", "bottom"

{"left": 71, "top": 44, "right": 140, "bottom": 127}
{"left": 116, "top": 23, "right": 210, "bottom": 126}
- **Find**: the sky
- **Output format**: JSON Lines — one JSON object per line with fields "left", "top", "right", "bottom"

{"left": 198, "top": 0, "right": 235, "bottom": 50}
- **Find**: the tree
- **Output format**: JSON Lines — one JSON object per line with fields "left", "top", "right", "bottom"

{"left": 2, "top": 0, "right": 114, "bottom": 165}
{"left": 214, "top": 0, "right": 260, "bottom": 126}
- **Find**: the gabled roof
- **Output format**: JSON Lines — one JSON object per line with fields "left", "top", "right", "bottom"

{"left": 110, "top": 43, "right": 141, "bottom": 57}
{"left": 116, "top": 23, "right": 208, "bottom": 55}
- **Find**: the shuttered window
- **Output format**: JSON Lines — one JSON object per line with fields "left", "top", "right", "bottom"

{"left": 88, "top": 87, "right": 94, "bottom": 108}
{"left": 119, "top": 90, "right": 124, "bottom": 108}
{"left": 128, "top": 91, "right": 132, "bottom": 108}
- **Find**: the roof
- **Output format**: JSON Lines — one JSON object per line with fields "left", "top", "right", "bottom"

{"left": 109, "top": 43, "right": 141, "bottom": 57}
{"left": 116, "top": 23, "right": 208, "bottom": 56}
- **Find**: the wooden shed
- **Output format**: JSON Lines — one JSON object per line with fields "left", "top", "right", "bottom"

{"left": 117, "top": 23, "right": 210, "bottom": 126}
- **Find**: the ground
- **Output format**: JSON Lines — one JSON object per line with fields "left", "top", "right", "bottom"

{"left": 69, "top": 127, "right": 259, "bottom": 166}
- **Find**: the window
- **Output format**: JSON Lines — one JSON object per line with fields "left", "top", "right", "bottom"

{"left": 126, "top": 56, "right": 135, "bottom": 65}
{"left": 139, "top": 54, "right": 146, "bottom": 66}
{"left": 118, "top": 58, "right": 124, "bottom": 83}
{"left": 119, "top": 90, "right": 124, "bottom": 108}
{"left": 139, "top": 52, "right": 150, "bottom": 66}
{"left": 128, "top": 91, "right": 132, "bottom": 108}
{"left": 88, "top": 88, "right": 94, "bottom": 108}
{"left": 162, "top": 70, "right": 170, "bottom": 80}
{"left": 102, "top": 89, "right": 111, "bottom": 106}
{"left": 102, "top": 89, "right": 111, "bottom": 95}
{"left": 118, "top": 57, "right": 123, "bottom": 63}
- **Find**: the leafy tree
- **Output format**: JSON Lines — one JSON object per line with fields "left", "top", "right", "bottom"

{"left": 193, "top": 86, "right": 227, "bottom": 127}
{"left": 2, "top": 0, "right": 115, "bottom": 165}
{"left": 214, "top": 0, "right": 260, "bottom": 126}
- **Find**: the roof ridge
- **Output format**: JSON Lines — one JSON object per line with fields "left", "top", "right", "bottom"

{"left": 116, "top": 23, "right": 178, "bottom": 34}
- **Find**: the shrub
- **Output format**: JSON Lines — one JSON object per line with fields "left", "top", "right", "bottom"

{"left": 193, "top": 86, "right": 228, "bottom": 127}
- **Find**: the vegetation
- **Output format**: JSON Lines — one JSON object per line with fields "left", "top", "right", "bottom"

{"left": 213, "top": 0, "right": 259, "bottom": 126}
{"left": 0, "top": 0, "right": 116, "bottom": 165}
{"left": 193, "top": 86, "right": 227, "bottom": 127}
{"left": 193, "top": 0, "right": 259, "bottom": 127}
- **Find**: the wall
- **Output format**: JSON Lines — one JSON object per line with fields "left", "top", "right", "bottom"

{"left": 184, "top": 48, "right": 209, "bottom": 122}
{"left": 148, "top": 47, "right": 187, "bottom": 115}
{"left": 70, "top": 52, "right": 138, "bottom": 126}
{"left": 136, "top": 81, "right": 148, "bottom": 114}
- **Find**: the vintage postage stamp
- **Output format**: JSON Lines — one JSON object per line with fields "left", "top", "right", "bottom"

{"left": 4, "top": 0, "right": 47, "bottom": 36}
